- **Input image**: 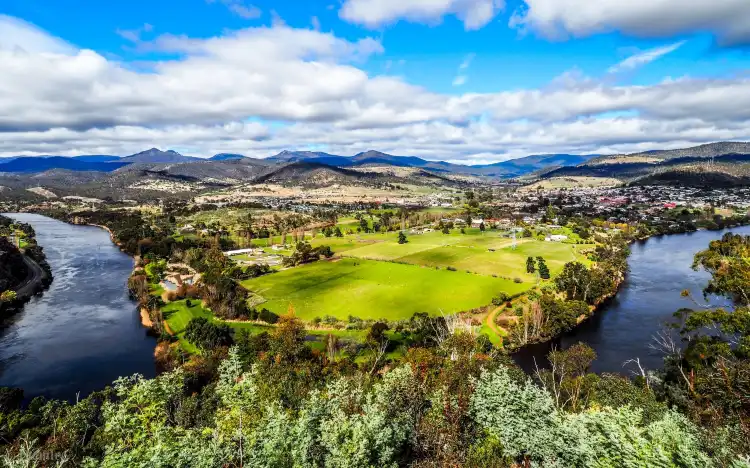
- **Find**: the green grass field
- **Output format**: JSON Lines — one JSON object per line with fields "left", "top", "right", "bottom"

{"left": 337, "top": 231, "right": 587, "bottom": 281}
{"left": 241, "top": 258, "right": 528, "bottom": 321}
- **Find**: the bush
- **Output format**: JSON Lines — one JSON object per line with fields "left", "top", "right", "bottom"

{"left": 446, "top": 266, "right": 457, "bottom": 271}
{"left": 513, "top": 277, "right": 523, "bottom": 283}
{"left": 0, "top": 290, "right": 17, "bottom": 303}
{"left": 259, "top": 308, "right": 279, "bottom": 324}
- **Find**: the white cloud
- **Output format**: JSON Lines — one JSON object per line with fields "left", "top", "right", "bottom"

{"left": 511, "top": 0, "right": 750, "bottom": 46}
{"left": 0, "top": 15, "right": 76, "bottom": 54}
{"left": 207, "top": 0, "right": 261, "bottom": 19}
{"left": 116, "top": 23, "right": 155, "bottom": 43}
{"left": 453, "top": 53, "right": 474, "bottom": 86}
{"left": 607, "top": 41, "right": 685, "bottom": 74}
{"left": 459, "top": 52, "right": 475, "bottom": 70}
{"left": 340, "top": 0, "right": 505, "bottom": 30}
{"left": 3, "top": 15, "right": 750, "bottom": 162}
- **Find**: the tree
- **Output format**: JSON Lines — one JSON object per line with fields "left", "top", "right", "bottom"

{"left": 526, "top": 256, "right": 536, "bottom": 274}
{"left": 536, "top": 257, "right": 550, "bottom": 279}
{"left": 283, "top": 242, "right": 334, "bottom": 267}
{"left": 555, "top": 262, "right": 592, "bottom": 301}
{"left": 334, "top": 226, "right": 343, "bottom": 237}
{"left": 237, "top": 213, "right": 255, "bottom": 247}
{"left": 0, "top": 290, "right": 17, "bottom": 302}
{"left": 535, "top": 343, "right": 597, "bottom": 411}
{"left": 442, "top": 226, "right": 450, "bottom": 235}
{"left": 184, "top": 317, "right": 233, "bottom": 351}
{"left": 398, "top": 231, "right": 408, "bottom": 244}
{"left": 479, "top": 222, "right": 486, "bottom": 232}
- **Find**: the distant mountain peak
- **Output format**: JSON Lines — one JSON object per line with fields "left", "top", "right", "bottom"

{"left": 210, "top": 153, "right": 246, "bottom": 161}
{"left": 355, "top": 150, "right": 390, "bottom": 158}
{"left": 121, "top": 148, "right": 195, "bottom": 164}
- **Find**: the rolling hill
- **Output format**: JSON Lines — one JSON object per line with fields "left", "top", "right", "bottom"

{"left": 539, "top": 142, "right": 750, "bottom": 187}
{"left": 253, "top": 162, "right": 379, "bottom": 187}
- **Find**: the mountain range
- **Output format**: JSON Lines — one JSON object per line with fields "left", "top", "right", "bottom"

{"left": 2, "top": 142, "right": 750, "bottom": 188}
{"left": 0, "top": 147, "right": 594, "bottom": 178}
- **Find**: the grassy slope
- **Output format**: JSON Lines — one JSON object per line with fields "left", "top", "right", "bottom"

{"left": 242, "top": 257, "right": 528, "bottom": 321}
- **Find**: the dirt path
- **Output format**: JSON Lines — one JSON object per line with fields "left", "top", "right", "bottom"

{"left": 484, "top": 305, "right": 505, "bottom": 339}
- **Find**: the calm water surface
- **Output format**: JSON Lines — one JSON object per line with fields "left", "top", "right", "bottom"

{"left": 0, "top": 214, "right": 156, "bottom": 400}
{"left": 514, "top": 225, "right": 750, "bottom": 374}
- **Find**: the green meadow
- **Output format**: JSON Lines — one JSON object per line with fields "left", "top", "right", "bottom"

{"left": 241, "top": 257, "right": 528, "bottom": 321}
{"left": 338, "top": 230, "right": 587, "bottom": 281}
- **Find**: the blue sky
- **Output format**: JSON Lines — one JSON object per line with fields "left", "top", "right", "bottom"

{"left": 1, "top": 0, "right": 749, "bottom": 162}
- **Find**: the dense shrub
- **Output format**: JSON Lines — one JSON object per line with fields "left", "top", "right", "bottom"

{"left": 184, "top": 317, "right": 233, "bottom": 351}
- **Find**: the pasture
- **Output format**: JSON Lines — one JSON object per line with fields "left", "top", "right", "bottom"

{"left": 241, "top": 258, "right": 528, "bottom": 321}
{"left": 339, "top": 230, "right": 587, "bottom": 281}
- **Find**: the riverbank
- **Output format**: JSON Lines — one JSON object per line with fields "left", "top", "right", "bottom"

{"left": 507, "top": 220, "right": 750, "bottom": 353}
{"left": 1, "top": 215, "right": 54, "bottom": 316}
{"left": 512, "top": 224, "right": 750, "bottom": 374}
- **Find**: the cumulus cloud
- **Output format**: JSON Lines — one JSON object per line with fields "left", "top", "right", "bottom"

{"left": 3, "top": 15, "right": 750, "bottom": 162}
{"left": 340, "top": 0, "right": 505, "bottom": 30}
{"left": 0, "top": 15, "right": 76, "bottom": 54}
{"left": 607, "top": 41, "right": 685, "bottom": 74}
{"left": 511, "top": 0, "right": 750, "bottom": 46}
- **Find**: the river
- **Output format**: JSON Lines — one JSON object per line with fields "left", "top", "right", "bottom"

{"left": 513, "top": 225, "right": 750, "bottom": 374}
{"left": 0, "top": 214, "right": 156, "bottom": 400}
{"left": 1, "top": 215, "right": 747, "bottom": 399}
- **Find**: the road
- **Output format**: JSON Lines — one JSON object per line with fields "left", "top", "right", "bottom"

{"left": 13, "top": 255, "right": 46, "bottom": 299}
